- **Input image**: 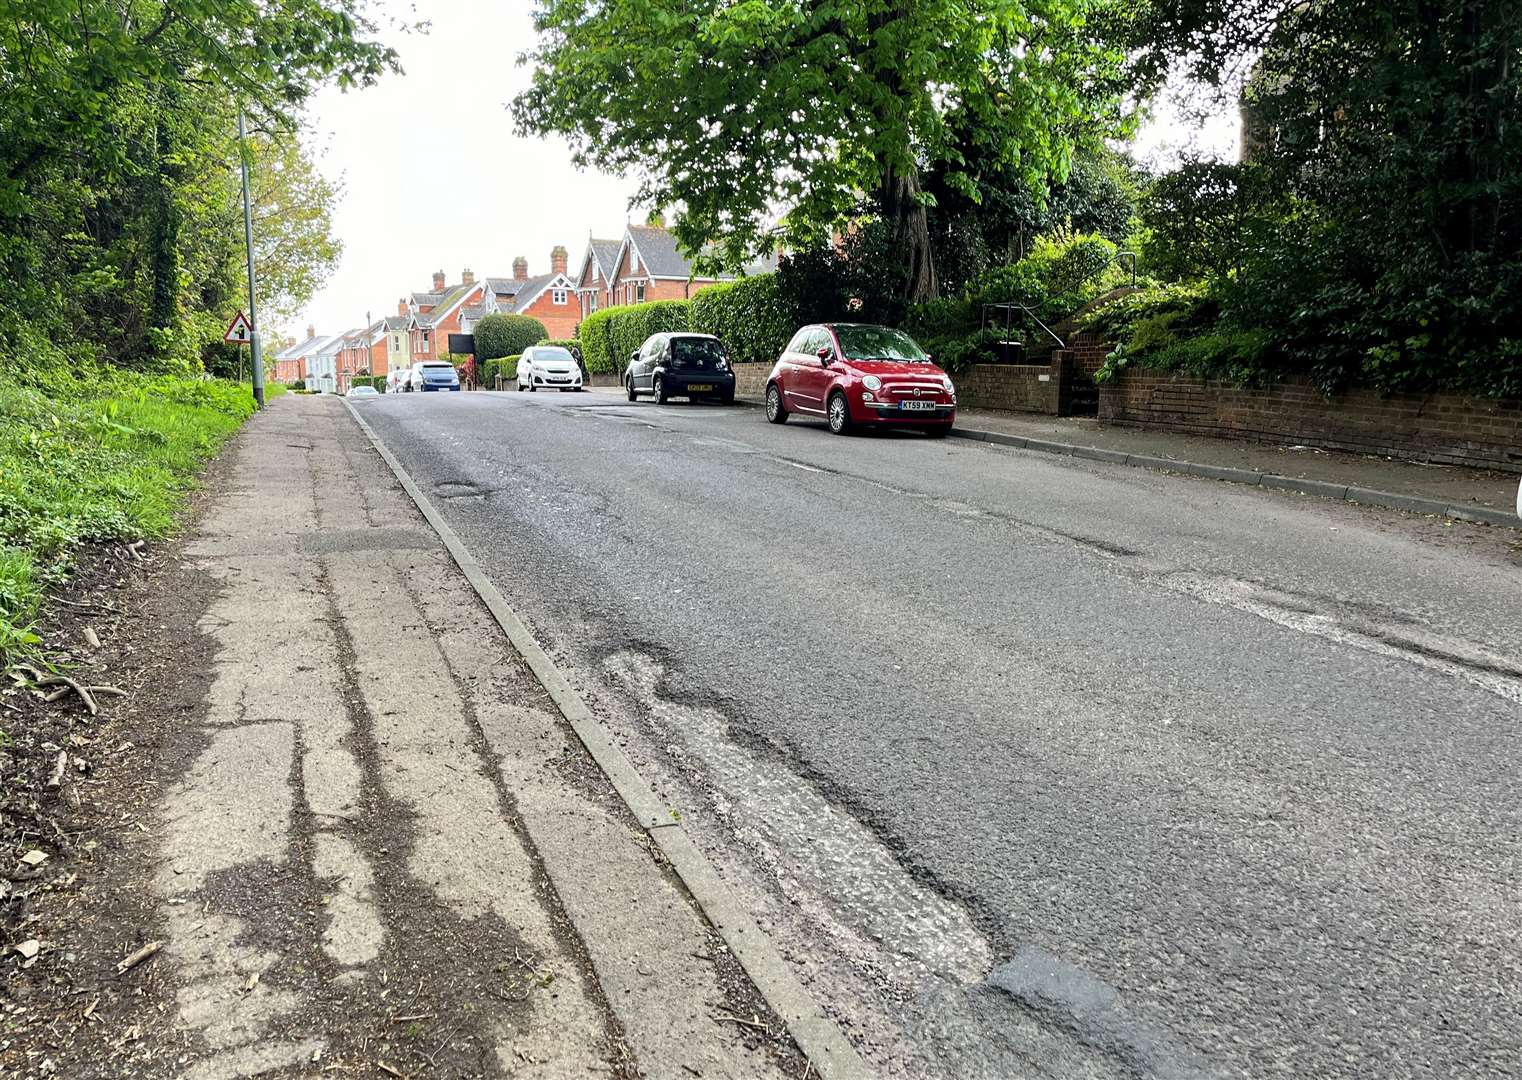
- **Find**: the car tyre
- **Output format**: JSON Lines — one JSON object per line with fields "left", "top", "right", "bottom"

{"left": 765, "top": 383, "right": 788, "bottom": 424}
{"left": 625, "top": 375, "right": 638, "bottom": 401}
{"left": 653, "top": 374, "right": 668, "bottom": 404}
{"left": 827, "top": 391, "right": 853, "bottom": 435}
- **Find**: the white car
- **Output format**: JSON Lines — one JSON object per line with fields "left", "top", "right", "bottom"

{"left": 517, "top": 345, "right": 583, "bottom": 392}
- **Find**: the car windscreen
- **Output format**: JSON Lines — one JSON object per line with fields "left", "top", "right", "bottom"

{"left": 670, "top": 337, "right": 726, "bottom": 369}
{"left": 532, "top": 348, "right": 574, "bottom": 363}
{"left": 421, "top": 363, "right": 455, "bottom": 371}
{"left": 835, "top": 325, "right": 929, "bottom": 363}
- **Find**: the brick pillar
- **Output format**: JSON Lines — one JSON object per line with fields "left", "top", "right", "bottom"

{"left": 1050, "top": 349, "right": 1073, "bottom": 415}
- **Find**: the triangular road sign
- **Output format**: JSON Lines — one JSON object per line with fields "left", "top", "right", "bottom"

{"left": 224, "top": 311, "right": 253, "bottom": 344}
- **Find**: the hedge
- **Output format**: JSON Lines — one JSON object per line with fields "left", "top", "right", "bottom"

{"left": 535, "top": 338, "right": 580, "bottom": 354}
{"left": 610, "top": 301, "right": 691, "bottom": 372}
{"left": 579, "top": 302, "right": 691, "bottom": 374}
{"left": 578, "top": 308, "right": 618, "bottom": 374}
{"left": 690, "top": 275, "right": 793, "bottom": 367}
{"left": 481, "top": 355, "right": 520, "bottom": 388}
{"left": 476, "top": 313, "right": 548, "bottom": 360}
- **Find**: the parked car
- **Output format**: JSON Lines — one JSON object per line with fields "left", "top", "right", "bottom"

{"left": 765, "top": 323, "right": 954, "bottom": 436}
{"left": 625, "top": 333, "right": 736, "bottom": 404}
{"left": 517, "top": 345, "right": 584, "bottom": 392}
{"left": 346, "top": 385, "right": 380, "bottom": 398}
{"left": 407, "top": 361, "right": 461, "bottom": 392}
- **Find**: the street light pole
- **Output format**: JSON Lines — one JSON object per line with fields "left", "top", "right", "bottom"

{"left": 237, "top": 108, "right": 265, "bottom": 408}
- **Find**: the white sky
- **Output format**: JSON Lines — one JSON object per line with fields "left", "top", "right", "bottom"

{"left": 293, "top": 0, "right": 1237, "bottom": 341}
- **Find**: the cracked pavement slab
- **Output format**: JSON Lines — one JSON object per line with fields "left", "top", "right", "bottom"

{"left": 144, "top": 396, "right": 797, "bottom": 1078}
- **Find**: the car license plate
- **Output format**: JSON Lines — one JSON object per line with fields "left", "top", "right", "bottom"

{"left": 901, "top": 399, "right": 936, "bottom": 411}
{"left": 687, "top": 383, "right": 714, "bottom": 392}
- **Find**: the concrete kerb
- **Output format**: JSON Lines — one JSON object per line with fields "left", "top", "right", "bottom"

{"left": 342, "top": 400, "right": 869, "bottom": 1080}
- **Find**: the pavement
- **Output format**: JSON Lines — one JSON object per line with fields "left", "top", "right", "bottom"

{"left": 148, "top": 397, "right": 810, "bottom": 1078}
{"left": 349, "top": 387, "right": 1521, "bottom": 1080}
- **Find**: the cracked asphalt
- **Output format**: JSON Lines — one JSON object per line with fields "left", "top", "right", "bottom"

{"left": 359, "top": 388, "right": 1522, "bottom": 1080}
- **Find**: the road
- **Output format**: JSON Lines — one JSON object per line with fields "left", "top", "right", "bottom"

{"left": 357, "top": 389, "right": 1522, "bottom": 1080}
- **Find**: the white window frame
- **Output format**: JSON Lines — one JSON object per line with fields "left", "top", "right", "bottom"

{"left": 552, "top": 288, "right": 568, "bottom": 305}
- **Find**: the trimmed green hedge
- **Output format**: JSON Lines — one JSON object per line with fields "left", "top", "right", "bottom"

{"left": 481, "top": 355, "right": 520, "bottom": 388}
{"left": 690, "top": 275, "right": 792, "bottom": 367}
{"left": 476, "top": 313, "right": 548, "bottom": 360}
{"left": 535, "top": 338, "right": 580, "bottom": 354}
{"left": 349, "top": 375, "right": 386, "bottom": 392}
{"left": 578, "top": 308, "right": 618, "bottom": 373}
{"left": 579, "top": 303, "right": 691, "bottom": 374}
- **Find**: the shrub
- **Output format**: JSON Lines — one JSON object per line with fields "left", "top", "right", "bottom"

{"left": 475, "top": 313, "right": 548, "bottom": 360}
{"left": 535, "top": 338, "right": 580, "bottom": 354}
{"left": 481, "top": 355, "right": 520, "bottom": 388}
{"left": 290, "top": 378, "right": 306, "bottom": 390}
{"left": 690, "top": 276, "right": 793, "bottom": 367}
{"left": 1138, "top": 161, "right": 1288, "bottom": 283}
{"left": 578, "top": 307, "right": 619, "bottom": 373}
{"left": 608, "top": 301, "right": 692, "bottom": 372}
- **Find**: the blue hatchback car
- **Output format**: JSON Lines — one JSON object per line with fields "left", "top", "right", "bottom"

{"left": 408, "top": 361, "right": 460, "bottom": 392}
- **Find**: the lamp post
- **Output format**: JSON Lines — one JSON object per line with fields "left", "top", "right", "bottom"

{"left": 237, "top": 108, "right": 265, "bottom": 408}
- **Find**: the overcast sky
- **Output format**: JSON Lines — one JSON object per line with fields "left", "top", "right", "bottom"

{"left": 292, "top": 0, "right": 1238, "bottom": 341}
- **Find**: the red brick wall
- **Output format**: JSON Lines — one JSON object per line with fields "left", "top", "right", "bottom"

{"left": 518, "top": 287, "right": 580, "bottom": 340}
{"left": 274, "top": 358, "right": 305, "bottom": 383}
{"left": 369, "top": 340, "right": 388, "bottom": 377}
{"left": 1099, "top": 371, "right": 1522, "bottom": 472}
{"left": 958, "top": 364, "right": 1064, "bottom": 414}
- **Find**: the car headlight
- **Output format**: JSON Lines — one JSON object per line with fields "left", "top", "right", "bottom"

{"left": 942, "top": 375, "right": 955, "bottom": 393}
{"left": 862, "top": 375, "right": 882, "bottom": 392}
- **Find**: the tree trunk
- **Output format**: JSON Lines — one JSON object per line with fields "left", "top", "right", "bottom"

{"left": 881, "top": 166, "right": 938, "bottom": 304}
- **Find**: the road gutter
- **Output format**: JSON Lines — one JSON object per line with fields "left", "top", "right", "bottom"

{"left": 344, "top": 400, "right": 868, "bottom": 1080}
{"left": 719, "top": 387, "right": 1516, "bottom": 528}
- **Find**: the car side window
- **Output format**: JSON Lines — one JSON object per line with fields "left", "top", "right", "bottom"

{"left": 785, "top": 328, "right": 813, "bottom": 355}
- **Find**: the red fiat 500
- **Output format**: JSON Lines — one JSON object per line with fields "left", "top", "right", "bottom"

{"left": 764, "top": 323, "right": 955, "bottom": 436}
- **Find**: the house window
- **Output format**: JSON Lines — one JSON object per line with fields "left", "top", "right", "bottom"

{"left": 552, "top": 289, "right": 568, "bottom": 305}
{"left": 636, "top": 282, "right": 646, "bottom": 303}
{"left": 393, "top": 335, "right": 400, "bottom": 351}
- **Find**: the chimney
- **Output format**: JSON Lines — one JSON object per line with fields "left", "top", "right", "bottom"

{"left": 550, "top": 246, "right": 568, "bottom": 275}
{"left": 432, "top": 270, "right": 446, "bottom": 291}
{"left": 513, "top": 256, "right": 528, "bottom": 281}
{"left": 398, "top": 298, "right": 408, "bottom": 316}
{"left": 307, "top": 324, "right": 316, "bottom": 340}
{"left": 462, "top": 267, "right": 475, "bottom": 286}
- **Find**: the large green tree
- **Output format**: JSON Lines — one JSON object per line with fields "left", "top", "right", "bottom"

{"left": 514, "top": 0, "right": 1137, "bottom": 302}
{"left": 0, "top": 1, "right": 398, "bottom": 372}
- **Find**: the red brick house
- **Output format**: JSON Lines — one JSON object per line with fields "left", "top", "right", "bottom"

{"left": 272, "top": 325, "right": 325, "bottom": 383}
{"left": 602, "top": 224, "right": 770, "bottom": 308}
{"left": 401, "top": 269, "right": 488, "bottom": 362}
{"left": 573, "top": 237, "right": 622, "bottom": 320}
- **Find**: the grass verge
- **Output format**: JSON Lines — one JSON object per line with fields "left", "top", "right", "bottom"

{"left": 0, "top": 370, "right": 258, "bottom": 667}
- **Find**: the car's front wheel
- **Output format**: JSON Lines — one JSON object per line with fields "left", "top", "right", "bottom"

{"left": 765, "top": 383, "right": 788, "bottom": 424}
{"left": 827, "top": 391, "right": 853, "bottom": 435}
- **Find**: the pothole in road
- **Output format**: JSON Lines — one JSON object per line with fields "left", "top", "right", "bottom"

{"left": 602, "top": 647, "right": 993, "bottom": 993}
{"left": 433, "top": 480, "right": 492, "bottom": 501}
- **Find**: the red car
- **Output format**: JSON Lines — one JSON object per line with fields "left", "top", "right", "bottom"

{"left": 764, "top": 323, "right": 955, "bottom": 436}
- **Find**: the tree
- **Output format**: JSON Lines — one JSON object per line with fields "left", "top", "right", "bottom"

{"left": 475, "top": 314, "right": 548, "bottom": 360}
{"left": 250, "top": 134, "right": 345, "bottom": 324}
{"left": 514, "top": 0, "right": 1137, "bottom": 302}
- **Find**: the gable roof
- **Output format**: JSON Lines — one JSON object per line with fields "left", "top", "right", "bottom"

{"left": 274, "top": 333, "right": 325, "bottom": 361}
{"left": 578, "top": 238, "right": 621, "bottom": 286}
{"left": 510, "top": 272, "right": 576, "bottom": 313}
{"left": 383, "top": 315, "right": 409, "bottom": 332}
{"left": 485, "top": 276, "right": 524, "bottom": 298}
{"left": 616, "top": 224, "right": 748, "bottom": 283}
{"left": 409, "top": 280, "right": 484, "bottom": 327}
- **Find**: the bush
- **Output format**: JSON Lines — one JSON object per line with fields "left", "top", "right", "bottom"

{"left": 290, "top": 378, "right": 306, "bottom": 390}
{"left": 481, "top": 355, "right": 520, "bottom": 388}
{"left": 690, "top": 276, "right": 793, "bottom": 367}
{"left": 475, "top": 313, "right": 548, "bottom": 360}
{"left": 535, "top": 338, "right": 580, "bottom": 355}
{"left": 578, "top": 308, "right": 619, "bottom": 373}
{"left": 1138, "top": 161, "right": 1288, "bottom": 283}
{"left": 610, "top": 300, "right": 691, "bottom": 370}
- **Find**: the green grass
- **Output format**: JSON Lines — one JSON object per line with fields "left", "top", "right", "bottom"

{"left": 0, "top": 369, "right": 257, "bottom": 668}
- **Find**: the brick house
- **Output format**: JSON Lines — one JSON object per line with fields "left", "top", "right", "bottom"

{"left": 505, "top": 247, "right": 579, "bottom": 339}
{"left": 573, "top": 237, "right": 622, "bottom": 321}
{"left": 401, "top": 269, "right": 488, "bottom": 362}
{"left": 603, "top": 224, "right": 766, "bottom": 307}
{"left": 272, "top": 325, "right": 328, "bottom": 383}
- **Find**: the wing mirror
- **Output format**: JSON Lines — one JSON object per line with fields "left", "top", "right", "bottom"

{"left": 629, "top": 349, "right": 639, "bottom": 363}
{"left": 816, "top": 346, "right": 833, "bottom": 365}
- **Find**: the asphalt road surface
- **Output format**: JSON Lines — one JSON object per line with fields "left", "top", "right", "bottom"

{"left": 357, "top": 389, "right": 1521, "bottom": 1080}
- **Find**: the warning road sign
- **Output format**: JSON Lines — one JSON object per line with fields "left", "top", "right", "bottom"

{"left": 224, "top": 311, "right": 253, "bottom": 344}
